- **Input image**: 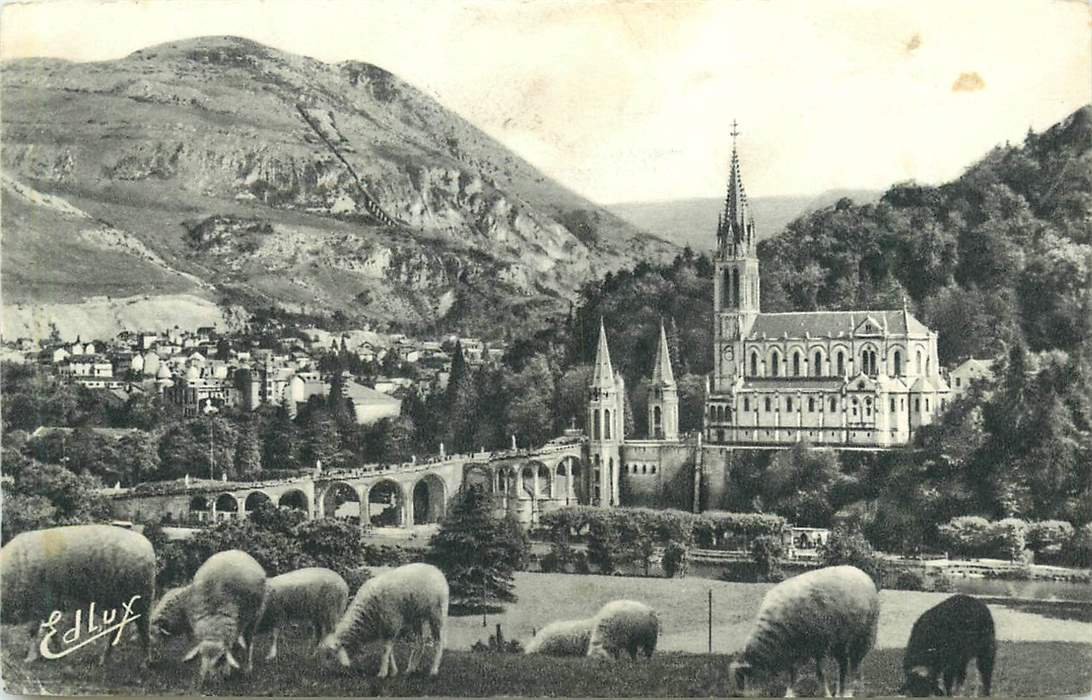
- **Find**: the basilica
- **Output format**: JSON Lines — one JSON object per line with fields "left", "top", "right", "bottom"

{"left": 585, "top": 130, "right": 950, "bottom": 509}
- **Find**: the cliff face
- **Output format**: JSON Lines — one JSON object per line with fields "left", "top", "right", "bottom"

{"left": 1, "top": 36, "right": 673, "bottom": 335}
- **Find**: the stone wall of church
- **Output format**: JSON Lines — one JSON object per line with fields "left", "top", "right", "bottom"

{"left": 619, "top": 440, "right": 695, "bottom": 511}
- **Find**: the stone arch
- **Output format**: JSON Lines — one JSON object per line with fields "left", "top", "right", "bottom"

{"left": 463, "top": 463, "right": 493, "bottom": 492}
{"left": 768, "top": 348, "right": 781, "bottom": 377}
{"left": 811, "top": 347, "right": 825, "bottom": 377}
{"left": 750, "top": 350, "right": 759, "bottom": 377}
{"left": 557, "top": 456, "right": 583, "bottom": 503}
{"left": 243, "top": 491, "right": 271, "bottom": 514}
{"left": 520, "top": 464, "right": 537, "bottom": 499}
{"left": 278, "top": 488, "right": 309, "bottom": 512}
{"left": 792, "top": 350, "right": 802, "bottom": 377}
{"left": 189, "top": 495, "right": 209, "bottom": 522}
{"left": 412, "top": 473, "right": 447, "bottom": 524}
{"left": 215, "top": 493, "right": 238, "bottom": 519}
{"left": 833, "top": 346, "right": 848, "bottom": 376}
{"left": 322, "top": 481, "right": 360, "bottom": 520}
{"left": 368, "top": 479, "right": 404, "bottom": 527}
{"left": 890, "top": 347, "right": 904, "bottom": 376}
{"left": 537, "top": 463, "right": 552, "bottom": 498}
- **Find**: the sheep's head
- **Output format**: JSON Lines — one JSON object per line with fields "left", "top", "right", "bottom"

{"left": 318, "top": 634, "right": 351, "bottom": 668}
{"left": 182, "top": 640, "right": 240, "bottom": 685}
{"left": 900, "top": 666, "right": 941, "bottom": 697}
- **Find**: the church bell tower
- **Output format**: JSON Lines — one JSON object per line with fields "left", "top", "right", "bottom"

{"left": 587, "top": 319, "right": 622, "bottom": 505}
{"left": 712, "top": 121, "right": 759, "bottom": 393}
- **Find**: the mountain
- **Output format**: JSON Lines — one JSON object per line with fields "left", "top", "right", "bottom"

{"left": 0, "top": 36, "right": 674, "bottom": 339}
{"left": 606, "top": 189, "right": 882, "bottom": 250}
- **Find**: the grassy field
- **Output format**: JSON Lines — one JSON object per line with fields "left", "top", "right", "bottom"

{"left": 3, "top": 571, "right": 1090, "bottom": 696}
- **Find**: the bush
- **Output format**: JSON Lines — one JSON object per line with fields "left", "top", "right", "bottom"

{"left": 819, "top": 526, "right": 883, "bottom": 590}
{"left": 541, "top": 506, "right": 695, "bottom": 577}
{"left": 662, "top": 541, "right": 689, "bottom": 578}
{"left": 1064, "top": 523, "right": 1092, "bottom": 568}
{"left": 749, "top": 535, "right": 785, "bottom": 583}
{"left": 1027, "top": 520, "right": 1075, "bottom": 564}
{"left": 937, "top": 516, "right": 993, "bottom": 557}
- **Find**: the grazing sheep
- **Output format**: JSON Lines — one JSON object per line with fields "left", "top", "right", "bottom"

{"left": 181, "top": 550, "right": 267, "bottom": 686}
{"left": 257, "top": 567, "right": 349, "bottom": 661}
{"left": 320, "top": 562, "right": 448, "bottom": 677}
{"left": 732, "top": 565, "right": 879, "bottom": 698}
{"left": 150, "top": 585, "right": 192, "bottom": 641}
{"left": 525, "top": 618, "right": 594, "bottom": 656}
{"left": 586, "top": 600, "right": 659, "bottom": 660}
{"left": 0, "top": 524, "right": 155, "bottom": 666}
{"left": 901, "top": 594, "right": 996, "bottom": 697}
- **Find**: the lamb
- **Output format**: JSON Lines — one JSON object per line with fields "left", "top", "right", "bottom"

{"left": 320, "top": 562, "right": 448, "bottom": 677}
{"left": 900, "top": 594, "right": 996, "bottom": 697}
{"left": 0, "top": 524, "right": 155, "bottom": 666}
{"left": 525, "top": 618, "right": 594, "bottom": 656}
{"left": 150, "top": 585, "right": 192, "bottom": 640}
{"left": 181, "top": 549, "right": 267, "bottom": 685}
{"left": 586, "top": 600, "right": 659, "bottom": 660}
{"left": 257, "top": 567, "right": 349, "bottom": 661}
{"left": 731, "top": 565, "right": 880, "bottom": 698}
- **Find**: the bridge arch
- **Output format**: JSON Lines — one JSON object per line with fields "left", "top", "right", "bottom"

{"left": 557, "top": 455, "right": 585, "bottom": 504}
{"left": 189, "top": 495, "right": 210, "bottom": 523}
{"left": 214, "top": 493, "right": 239, "bottom": 519}
{"left": 243, "top": 491, "right": 271, "bottom": 514}
{"left": 368, "top": 479, "right": 405, "bottom": 527}
{"left": 322, "top": 481, "right": 361, "bottom": 521}
{"left": 278, "top": 488, "right": 310, "bottom": 513}
{"left": 463, "top": 463, "right": 494, "bottom": 493}
{"left": 412, "top": 473, "right": 447, "bottom": 524}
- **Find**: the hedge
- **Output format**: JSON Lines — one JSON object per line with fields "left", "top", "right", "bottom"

{"left": 937, "top": 516, "right": 1086, "bottom": 565}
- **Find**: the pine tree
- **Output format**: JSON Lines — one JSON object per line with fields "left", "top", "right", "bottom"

{"left": 234, "top": 422, "right": 263, "bottom": 479}
{"left": 263, "top": 404, "right": 298, "bottom": 472}
{"left": 443, "top": 342, "right": 479, "bottom": 452}
{"left": 426, "top": 485, "right": 528, "bottom": 609}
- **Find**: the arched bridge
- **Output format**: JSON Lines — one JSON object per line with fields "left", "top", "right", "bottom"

{"left": 107, "top": 442, "right": 586, "bottom": 528}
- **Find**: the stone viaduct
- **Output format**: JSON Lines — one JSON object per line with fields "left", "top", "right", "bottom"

{"left": 107, "top": 441, "right": 586, "bottom": 528}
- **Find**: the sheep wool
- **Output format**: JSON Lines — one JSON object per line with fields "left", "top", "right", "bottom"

{"left": 525, "top": 618, "right": 594, "bottom": 656}
{"left": 902, "top": 594, "right": 995, "bottom": 697}
{"left": 587, "top": 600, "right": 659, "bottom": 660}
{"left": 740, "top": 565, "right": 879, "bottom": 697}
{"left": 150, "top": 585, "right": 192, "bottom": 639}
{"left": 182, "top": 549, "right": 267, "bottom": 685}
{"left": 0, "top": 524, "right": 155, "bottom": 665}
{"left": 324, "top": 562, "right": 448, "bottom": 677}
{"left": 257, "top": 567, "right": 349, "bottom": 661}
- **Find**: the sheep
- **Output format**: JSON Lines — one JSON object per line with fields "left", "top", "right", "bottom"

{"left": 525, "top": 618, "right": 594, "bottom": 656}
{"left": 586, "top": 600, "right": 659, "bottom": 660}
{"left": 150, "top": 585, "right": 192, "bottom": 641}
{"left": 900, "top": 594, "right": 996, "bottom": 697}
{"left": 0, "top": 524, "right": 155, "bottom": 666}
{"left": 320, "top": 562, "right": 448, "bottom": 677}
{"left": 731, "top": 565, "right": 879, "bottom": 698}
{"left": 180, "top": 549, "right": 267, "bottom": 686}
{"left": 257, "top": 567, "right": 349, "bottom": 661}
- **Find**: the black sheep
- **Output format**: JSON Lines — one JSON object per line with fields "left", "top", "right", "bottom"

{"left": 901, "top": 594, "right": 996, "bottom": 696}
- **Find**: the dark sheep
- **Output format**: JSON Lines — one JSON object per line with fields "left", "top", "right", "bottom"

{"left": 901, "top": 594, "right": 996, "bottom": 697}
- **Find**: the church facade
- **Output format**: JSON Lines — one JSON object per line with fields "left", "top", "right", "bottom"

{"left": 585, "top": 131, "right": 950, "bottom": 509}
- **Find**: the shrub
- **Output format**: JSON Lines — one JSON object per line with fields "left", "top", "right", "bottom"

{"left": 540, "top": 550, "right": 561, "bottom": 573}
{"left": 1064, "top": 523, "right": 1092, "bottom": 567}
{"left": 1026, "top": 520, "right": 1075, "bottom": 564}
{"left": 890, "top": 568, "right": 928, "bottom": 592}
{"left": 937, "top": 516, "right": 993, "bottom": 557}
{"left": 662, "top": 541, "right": 689, "bottom": 578}
{"left": 749, "top": 535, "right": 785, "bottom": 583}
{"left": 819, "top": 526, "right": 883, "bottom": 590}
{"left": 542, "top": 506, "right": 695, "bottom": 577}
{"left": 992, "top": 518, "right": 1029, "bottom": 562}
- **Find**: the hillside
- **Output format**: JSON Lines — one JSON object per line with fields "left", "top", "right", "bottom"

{"left": 0, "top": 36, "right": 674, "bottom": 339}
{"left": 606, "top": 189, "right": 881, "bottom": 249}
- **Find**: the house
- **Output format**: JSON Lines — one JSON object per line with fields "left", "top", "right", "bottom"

{"left": 948, "top": 358, "right": 996, "bottom": 400}
{"left": 344, "top": 381, "right": 402, "bottom": 425}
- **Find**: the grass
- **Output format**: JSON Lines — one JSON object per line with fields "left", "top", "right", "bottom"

{"left": 3, "top": 571, "right": 1091, "bottom": 696}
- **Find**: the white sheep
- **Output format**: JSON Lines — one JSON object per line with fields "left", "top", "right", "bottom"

{"left": 181, "top": 549, "right": 267, "bottom": 685}
{"left": 731, "top": 565, "right": 880, "bottom": 698}
{"left": 257, "top": 567, "right": 349, "bottom": 661}
{"left": 586, "top": 600, "right": 659, "bottom": 660}
{"left": 525, "top": 618, "right": 594, "bottom": 656}
{"left": 150, "top": 584, "right": 192, "bottom": 641}
{"left": 0, "top": 524, "right": 155, "bottom": 665}
{"left": 320, "top": 562, "right": 448, "bottom": 677}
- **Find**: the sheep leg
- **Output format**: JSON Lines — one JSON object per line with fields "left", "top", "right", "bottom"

{"left": 977, "top": 648, "right": 995, "bottom": 697}
{"left": 265, "top": 627, "right": 279, "bottom": 661}
{"left": 428, "top": 616, "right": 445, "bottom": 676}
{"left": 244, "top": 620, "right": 257, "bottom": 673}
{"left": 378, "top": 640, "right": 396, "bottom": 678}
{"left": 24, "top": 621, "right": 43, "bottom": 663}
{"left": 836, "top": 654, "right": 850, "bottom": 697}
{"left": 816, "top": 657, "right": 831, "bottom": 697}
{"left": 99, "top": 634, "right": 115, "bottom": 666}
{"left": 784, "top": 666, "right": 797, "bottom": 697}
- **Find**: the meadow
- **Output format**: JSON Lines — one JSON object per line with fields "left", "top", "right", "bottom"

{"left": 2, "top": 571, "right": 1090, "bottom": 696}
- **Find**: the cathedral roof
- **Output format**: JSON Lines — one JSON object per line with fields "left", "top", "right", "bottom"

{"left": 747, "top": 310, "right": 930, "bottom": 339}
{"left": 651, "top": 321, "right": 675, "bottom": 386}
{"left": 590, "top": 319, "right": 616, "bottom": 389}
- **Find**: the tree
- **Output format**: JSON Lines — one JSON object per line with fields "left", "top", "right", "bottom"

{"left": 819, "top": 525, "right": 883, "bottom": 589}
{"left": 233, "top": 421, "right": 263, "bottom": 479}
{"left": 427, "top": 485, "right": 529, "bottom": 609}
{"left": 117, "top": 431, "right": 161, "bottom": 485}
{"left": 262, "top": 404, "right": 299, "bottom": 472}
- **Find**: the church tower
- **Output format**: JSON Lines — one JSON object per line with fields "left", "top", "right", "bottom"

{"left": 587, "top": 319, "right": 622, "bottom": 505}
{"left": 648, "top": 321, "right": 679, "bottom": 440}
{"left": 712, "top": 121, "right": 759, "bottom": 393}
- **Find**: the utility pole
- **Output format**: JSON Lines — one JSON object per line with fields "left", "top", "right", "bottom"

{"left": 708, "top": 589, "right": 713, "bottom": 654}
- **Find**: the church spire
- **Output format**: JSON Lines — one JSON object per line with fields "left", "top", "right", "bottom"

{"left": 717, "top": 120, "right": 755, "bottom": 255}
{"left": 591, "top": 318, "right": 615, "bottom": 388}
{"left": 651, "top": 320, "right": 675, "bottom": 386}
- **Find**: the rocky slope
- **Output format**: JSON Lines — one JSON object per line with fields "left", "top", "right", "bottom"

{"left": 1, "top": 36, "right": 674, "bottom": 337}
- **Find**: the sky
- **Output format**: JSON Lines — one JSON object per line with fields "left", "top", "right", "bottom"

{"left": 1, "top": 0, "right": 1089, "bottom": 204}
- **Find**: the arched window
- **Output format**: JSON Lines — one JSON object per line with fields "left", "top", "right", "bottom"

{"left": 893, "top": 350, "right": 902, "bottom": 376}
{"left": 808, "top": 397, "right": 815, "bottom": 412}
{"left": 916, "top": 350, "right": 923, "bottom": 375}
{"left": 653, "top": 405, "right": 662, "bottom": 426}
{"left": 770, "top": 350, "right": 780, "bottom": 377}
{"left": 743, "top": 397, "right": 751, "bottom": 411}
{"left": 732, "top": 269, "right": 740, "bottom": 306}
{"left": 722, "top": 268, "right": 732, "bottom": 307}
{"left": 764, "top": 397, "right": 772, "bottom": 412}
{"left": 792, "top": 352, "right": 802, "bottom": 377}
{"left": 750, "top": 352, "right": 759, "bottom": 376}
{"left": 592, "top": 409, "right": 600, "bottom": 440}
{"left": 786, "top": 397, "right": 793, "bottom": 412}
{"left": 603, "top": 409, "right": 612, "bottom": 440}
{"left": 830, "top": 397, "right": 837, "bottom": 412}
{"left": 813, "top": 350, "right": 822, "bottom": 376}
{"left": 836, "top": 351, "right": 845, "bottom": 376}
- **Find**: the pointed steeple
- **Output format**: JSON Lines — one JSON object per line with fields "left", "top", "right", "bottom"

{"left": 651, "top": 321, "right": 676, "bottom": 386}
{"left": 591, "top": 318, "right": 615, "bottom": 388}
{"left": 717, "top": 120, "right": 756, "bottom": 255}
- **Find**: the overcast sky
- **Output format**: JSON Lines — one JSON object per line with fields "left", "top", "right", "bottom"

{"left": 2, "top": 0, "right": 1089, "bottom": 203}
